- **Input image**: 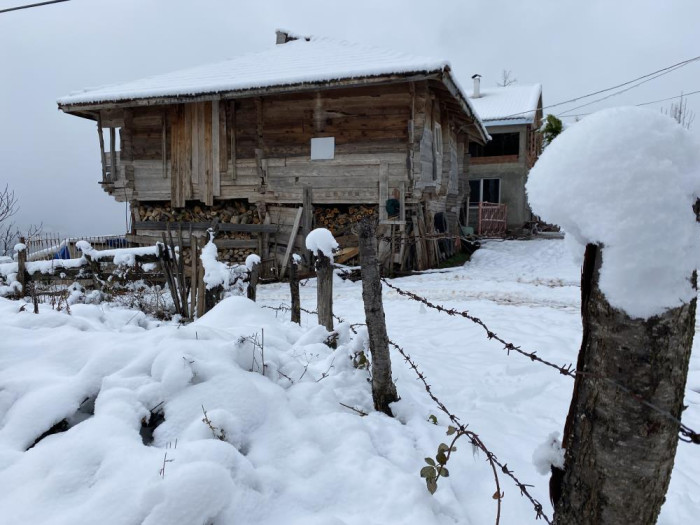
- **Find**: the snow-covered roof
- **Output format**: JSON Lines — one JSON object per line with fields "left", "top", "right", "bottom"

{"left": 60, "top": 36, "right": 450, "bottom": 106}
{"left": 467, "top": 84, "right": 542, "bottom": 126}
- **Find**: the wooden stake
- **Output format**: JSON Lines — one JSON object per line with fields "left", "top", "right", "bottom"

{"left": 289, "top": 257, "right": 301, "bottom": 324}
{"left": 247, "top": 261, "right": 260, "bottom": 302}
{"left": 315, "top": 251, "right": 333, "bottom": 331}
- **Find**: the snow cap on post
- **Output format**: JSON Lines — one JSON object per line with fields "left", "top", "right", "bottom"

{"left": 526, "top": 107, "right": 700, "bottom": 319}
{"left": 13, "top": 243, "right": 26, "bottom": 253}
{"left": 305, "top": 228, "right": 339, "bottom": 260}
{"left": 245, "top": 254, "right": 261, "bottom": 271}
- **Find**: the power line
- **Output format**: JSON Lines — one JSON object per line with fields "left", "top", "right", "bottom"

{"left": 0, "top": 0, "right": 69, "bottom": 14}
{"left": 557, "top": 64, "right": 692, "bottom": 116}
{"left": 495, "top": 55, "right": 700, "bottom": 120}
{"left": 558, "top": 89, "right": 700, "bottom": 118}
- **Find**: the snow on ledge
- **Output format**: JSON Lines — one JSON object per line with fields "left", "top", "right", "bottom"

{"left": 526, "top": 107, "right": 700, "bottom": 319}
{"left": 305, "top": 228, "right": 339, "bottom": 259}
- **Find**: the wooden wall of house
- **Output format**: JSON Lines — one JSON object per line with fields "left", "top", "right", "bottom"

{"left": 104, "top": 83, "right": 427, "bottom": 208}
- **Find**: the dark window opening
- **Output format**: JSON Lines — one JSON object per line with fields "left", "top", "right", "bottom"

{"left": 469, "top": 132, "right": 519, "bottom": 157}
{"left": 469, "top": 178, "right": 501, "bottom": 204}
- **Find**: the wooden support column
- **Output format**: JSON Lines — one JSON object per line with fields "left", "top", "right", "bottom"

{"left": 109, "top": 127, "right": 117, "bottom": 182}
{"left": 97, "top": 115, "right": 107, "bottom": 182}
{"left": 302, "top": 186, "right": 313, "bottom": 264}
{"left": 255, "top": 97, "right": 265, "bottom": 190}
{"left": 161, "top": 112, "right": 168, "bottom": 179}
{"left": 212, "top": 101, "right": 221, "bottom": 197}
{"left": 229, "top": 102, "right": 237, "bottom": 180}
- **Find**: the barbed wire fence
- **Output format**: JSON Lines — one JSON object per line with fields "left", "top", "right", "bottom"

{"left": 380, "top": 278, "right": 700, "bottom": 445}
{"left": 262, "top": 301, "right": 552, "bottom": 523}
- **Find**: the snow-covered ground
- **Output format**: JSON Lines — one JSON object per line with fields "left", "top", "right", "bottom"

{"left": 0, "top": 238, "right": 697, "bottom": 524}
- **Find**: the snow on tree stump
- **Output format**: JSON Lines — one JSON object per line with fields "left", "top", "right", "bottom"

{"left": 527, "top": 107, "right": 700, "bottom": 524}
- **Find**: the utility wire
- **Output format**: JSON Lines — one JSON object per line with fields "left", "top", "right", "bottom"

{"left": 558, "top": 89, "right": 700, "bottom": 118}
{"left": 0, "top": 0, "right": 69, "bottom": 14}
{"left": 557, "top": 63, "right": 693, "bottom": 116}
{"left": 495, "top": 55, "right": 700, "bottom": 119}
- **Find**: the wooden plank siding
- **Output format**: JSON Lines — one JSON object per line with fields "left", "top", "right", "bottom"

{"left": 101, "top": 80, "right": 474, "bottom": 251}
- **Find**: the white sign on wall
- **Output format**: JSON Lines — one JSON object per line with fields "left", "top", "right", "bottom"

{"left": 310, "top": 137, "right": 335, "bottom": 160}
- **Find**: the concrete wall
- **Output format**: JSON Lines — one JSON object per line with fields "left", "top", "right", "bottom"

{"left": 467, "top": 123, "right": 532, "bottom": 229}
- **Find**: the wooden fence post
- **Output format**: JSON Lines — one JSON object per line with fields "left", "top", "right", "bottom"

{"left": 358, "top": 219, "right": 399, "bottom": 416}
{"left": 247, "top": 261, "right": 260, "bottom": 301}
{"left": 315, "top": 250, "right": 333, "bottom": 331}
{"left": 16, "top": 237, "right": 26, "bottom": 297}
{"left": 289, "top": 256, "right": 301, "bottom": 324}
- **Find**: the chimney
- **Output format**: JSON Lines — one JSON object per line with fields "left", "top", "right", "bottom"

{"left": 276, "top": 30, "right": 299, "bottom": 45}
{"left": 472, "top": 74, "right": 482, "bottom": 98}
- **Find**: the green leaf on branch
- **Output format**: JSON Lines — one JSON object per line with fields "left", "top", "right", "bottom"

{"left": 420, "top": 466, "right": 435, "bottom": 478}
{"left": 426, "top": 477, "right": 438, "bottom": 495}
{"left": 425, "top": 457, "right": 435, "bottom": 466}
{"left": 436, "top": 451, "right": 447, "bottom": 465}
{"left": 446, "top": 425, "right": 457, "bottom": 436}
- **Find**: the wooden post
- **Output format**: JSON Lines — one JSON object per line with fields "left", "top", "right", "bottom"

{"left": 315, "top": 250, "right": 333, "bottom": 331}
{"left": 247, "top": 261, "right": 260, "bottom": 302}
{"left": 159, "top": 233, "right": 181, "bottom": 315}
{"left": 358, "top": 219, "right": 399, "bottom": 416}
{"left": 176, "top": 225, "right": 188, "bottom": 318}
{"left": 16, "top": 237, "right": 26, "bottom": 297}
{"left": 190, "top": 235, "right": 198, "bottom": 318}
{"left": 97, "top": 116, "right": 107, "bottom": 182}
{"left": 109, "top": 127, "right": 117, "bottom": 182}
{"left": 196, "top": 239, "right": 206, "bottom": 319}
{"left": 302, "top": 186, "right": 313, "bottom": 264}
{"left": 289, "top": 256, "right": 301, "bottom": 324}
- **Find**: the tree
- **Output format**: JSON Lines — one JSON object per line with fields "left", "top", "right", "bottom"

{"left": 0, "top": 185, "right": 19, "bottom": 256}
{"left": 540, "top": 114, "right": 564, "bottom": 148}
{"left": 497, "top": 70, "right": 517, "bottom": 87}
{"left": 663, "top": 93, "right": 695, "bottom": 129}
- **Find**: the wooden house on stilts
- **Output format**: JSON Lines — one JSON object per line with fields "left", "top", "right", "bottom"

{"left": 58, "top": 31, "right": 489, "bottom": 273}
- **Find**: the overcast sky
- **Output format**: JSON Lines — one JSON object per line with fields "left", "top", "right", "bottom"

{"left": 1, "top": 0, "right": 698, "bottom": 236}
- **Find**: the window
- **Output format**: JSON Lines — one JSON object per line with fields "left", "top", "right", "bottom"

{"left": 469, "top": 132, "right": 519, "bottom": 158}
{"left": 469, "top": 178, "right": 501, "bottom": 204}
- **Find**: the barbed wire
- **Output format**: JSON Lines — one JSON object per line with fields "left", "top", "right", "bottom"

{"left": 388, "top": 338, "right": 551, "bottom": 523}
{"left": 381, "top": 279, "right": 700, "bottom": 445}
{"left": 262, "top": 301, "right": 549, "bottom": 521}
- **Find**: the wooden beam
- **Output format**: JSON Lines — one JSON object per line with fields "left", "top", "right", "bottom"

{"left": 279, "top": 206, "right": 303, "bottom": 279}
{"left": 132, "top": 221, "right": 277, "bottom": 233}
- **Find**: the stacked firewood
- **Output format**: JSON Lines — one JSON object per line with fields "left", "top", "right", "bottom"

{"left": 314, "top": 205, "right": 377, "bottom": 237}
{"left": 137, "top": 201, "right": 259, "bottom": 264}
{"left": 137, "top": 201, "right": 262, "bottom": 225}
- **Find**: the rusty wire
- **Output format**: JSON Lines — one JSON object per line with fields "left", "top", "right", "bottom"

{"left": 389, "top": 338, "right": 552, "bottom": 523}
{"left": 381, "top": 278, "right": 700, "bottom": 445}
